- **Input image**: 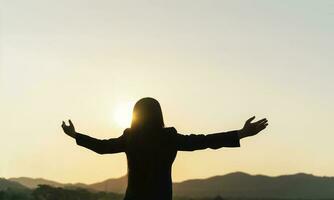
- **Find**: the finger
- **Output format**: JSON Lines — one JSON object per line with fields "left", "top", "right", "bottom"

{"left": 255, "top": 118, "right": 268, "bottom": 125}
{"left": 260, "top": 122, "right": 268, "bottom": 126}
{"left": 62, "top": 121, "right": 66, "bottom": 127}
{"left": 246, "top": 116, "right": 256, "bottom": 124}
{"left": 69, "top": 119, "right": 73, "bottom": 127}
{"left": 259, "top": 121, "right": 268, "bottom": 126}
{"left": 257, "top": 123, "right": 268, "bottom": 130}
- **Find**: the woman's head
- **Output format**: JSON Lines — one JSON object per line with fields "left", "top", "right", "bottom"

{"left": 131, "top": 97, "right": 165, "bottom": 130}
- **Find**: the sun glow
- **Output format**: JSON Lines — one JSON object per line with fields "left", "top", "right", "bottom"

{"left": 113, "top": 101, "right": 135, "bottom": 128}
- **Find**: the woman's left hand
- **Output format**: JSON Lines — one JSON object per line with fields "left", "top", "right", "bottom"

{"left": 238, "top": 116, "right": 268, "bottom": 139}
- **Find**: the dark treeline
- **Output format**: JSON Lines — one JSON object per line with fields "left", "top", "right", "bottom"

{"left": 0, "top": 185, "right": 123, "bottom": 200}
{"left": 0, "top": 185, "right": 210, "bottom": 200}
{"left": 0, "top": 185, "right": 331, "bottom": 200}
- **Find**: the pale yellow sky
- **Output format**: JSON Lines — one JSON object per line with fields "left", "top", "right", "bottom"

{"left": 1, "top": 0, "right": 334, "bottom": 184}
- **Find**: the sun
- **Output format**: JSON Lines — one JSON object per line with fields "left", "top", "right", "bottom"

{"left": 113, "top": 101, "right": 134, "bottom": 128}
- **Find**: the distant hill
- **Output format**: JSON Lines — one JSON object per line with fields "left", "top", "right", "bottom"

{"left": 0, "top": 178, "right": 28, "bottom": 191}
{"left": 89, "top": 175, "right": 127, "bottom": 194}
{"left": 9, "top": 177, "right": 64, "bottom": 189}
{"left": 4, "top": 172, "right": 334, "bottom": 199}
{"left": 173, "top": 172, "right": 334, "bottom": 199}
{"left": 8, "top": 177, "right": 90, "bottom": 190}
{"left": 7, "top": 176, "right": 126, "bottom": 193}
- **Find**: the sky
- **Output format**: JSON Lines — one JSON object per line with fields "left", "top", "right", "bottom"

{"left": 1, "top": 0, "right": 334, "bottom": 184}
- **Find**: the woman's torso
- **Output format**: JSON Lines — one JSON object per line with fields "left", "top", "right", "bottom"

{"left": 123, "top": 128, "right": 177, "bottom": 200}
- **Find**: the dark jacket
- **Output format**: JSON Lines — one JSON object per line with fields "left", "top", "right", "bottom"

{"left": 76, "top": 127, "right": 240, "bottom": 200}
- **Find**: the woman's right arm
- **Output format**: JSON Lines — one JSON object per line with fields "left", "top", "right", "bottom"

{"left": 61, "top": 120, "right": 126, "bottom": 154}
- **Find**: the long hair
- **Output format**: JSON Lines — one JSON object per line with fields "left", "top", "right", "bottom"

{"left": 130, "top": 97, "right": 165, "bottom": 130}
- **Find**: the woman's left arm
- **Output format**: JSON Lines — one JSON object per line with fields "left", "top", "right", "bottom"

{"left": 174, "top": 130, "right": 240, "bottom": 151}
{"left": 174, "top": 116, "right": 268, "bottom": 151}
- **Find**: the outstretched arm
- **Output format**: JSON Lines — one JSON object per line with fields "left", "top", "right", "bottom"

{"left": 175, "top": 116, "right": 268, "bottom": 151}
{"left": 61, "top": 120, "right": 126, "bottom": 154}
{"left": 174, "top": 130, "right": 240, "bottom": 151}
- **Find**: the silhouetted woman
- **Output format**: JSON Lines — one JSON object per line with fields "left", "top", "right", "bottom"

{"left": 62, "top": 97, "right": 268, "bottom": 200}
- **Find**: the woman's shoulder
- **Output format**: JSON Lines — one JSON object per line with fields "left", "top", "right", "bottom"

{"left": 122, "top": 127, "right": 177, "bottom": 136}
{"left": 122, "top": 128, "right": 131, "bottom": 136}
{"left": 163, "top": 127, "right": 177, "bottom": 134}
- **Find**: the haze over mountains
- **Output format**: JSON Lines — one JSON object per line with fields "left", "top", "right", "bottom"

{"left": 3, "top": 172, "right": 334, "bottom": 199}
{"left": 0, "top": 178, "right": 28, "bottom": 191}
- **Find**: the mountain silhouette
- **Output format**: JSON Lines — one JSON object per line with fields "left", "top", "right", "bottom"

{"left": 173, "top": 172, "right": 334, "bottom": 199}
{"left": 3, "top": 172, "right": 334, "bottom": 199}
{"left": 8, "top": 177, "right": 90, "bottom": 190}
{"left": 89, "top": 175, "right": 127, "bottom": 194}
{"left": 9, "top": 177, "right": 65, "bottom": 189}
{"left": 0, "top": 178, "right": 28, "bottom": 191}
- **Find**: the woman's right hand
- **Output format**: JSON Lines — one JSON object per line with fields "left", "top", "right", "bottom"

{"left": 62, "top": 120, "right": 77, "bottom": 138}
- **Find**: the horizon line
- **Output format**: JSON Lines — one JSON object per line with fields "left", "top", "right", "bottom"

{"left": 4, "top": 171, "right": 333, "bottom": 185}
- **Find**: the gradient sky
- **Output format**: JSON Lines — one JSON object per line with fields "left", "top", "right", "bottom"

{"left": 1, "top": 0, "right": 334, "bottom": 184}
